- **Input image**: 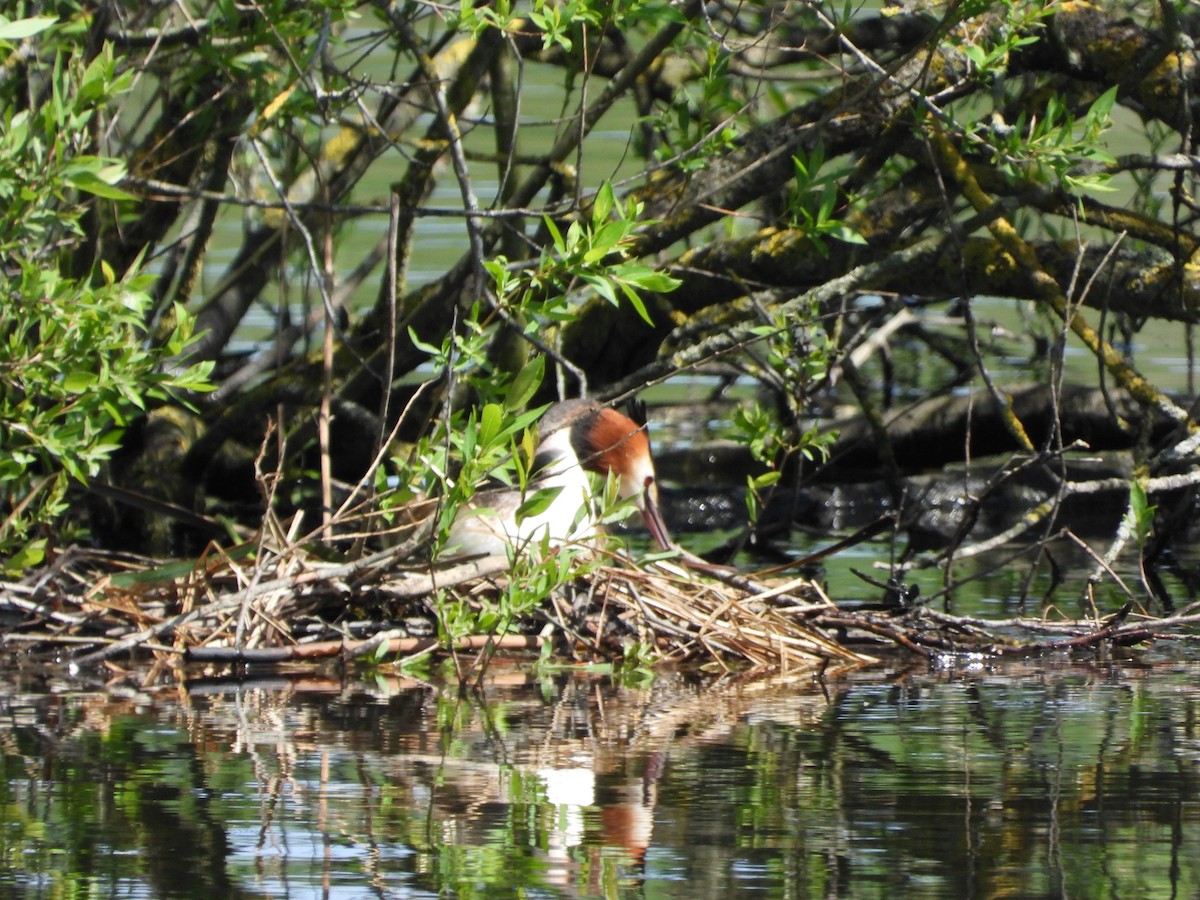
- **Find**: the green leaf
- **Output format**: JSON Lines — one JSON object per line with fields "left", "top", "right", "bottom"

{"left": 461, "top": 410, "right": 477, "bottom": 459}
{"left": 563, "top": 220, "right": 584, "bottom": 253}
{"left": 478, "top": 402, "right": 503, "bottom": 448}
{"left": 817, "top": 181, "right": 837, "bottom": 221}
{"left": 962, "top": 44, "right": 987, "bottom": 69}
{"left": 543, "top": 215, "right": 566, "bottom": 255}
{"left": 5, "top": 537, "right": 47, "bottom": 574}
{"left": 583, "top": 221, "right": 628, "bottom": 262}
{"left": 581, "top": 273, "right": 618, "bottom": 306}
{"left": 751, "top": 470, "right": 782, "bottom": 489}
{"left": 515, "top": 486, "right": 564, "bottom": 523}
{"left": 1127, "top": 479, "right": 1155, "bottom": 544}
{"left": 1088, "top": 85, "right": 1119, "bottom": 124}
{"left": 67, "top": 170, "right": 136, "bottom": 201}
{"left": 618, "top": 282, "right": 654, "bottom": 326}
{"left": 498, "top": 404, "right": 551, "bottom": 443}
{"left": 616, "top": 265, "right": 681, "bottom": 292}
{"left": 234, "top": 51, "right": 271, "bottom": 67}
{"left": 823, "top": 222, "right": 867, "bottom": 244}
{"left": 407, "top": 327, "right": 443, "bottom": 357}
{"left": 61, "top": 371, "right": 96, "bottom": 392}
{"left": 592, "top": 181, "right": 615, "bottom": 224}
{"left": 504, "top": 356, "right": 545, "bottom": 410}
{"left": 0, "top": 16, "right": 57, "bottom": 41}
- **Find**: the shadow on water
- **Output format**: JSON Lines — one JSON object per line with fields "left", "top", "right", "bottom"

{"left": 4, "top": 655, "right": 1200, "bottom": 899}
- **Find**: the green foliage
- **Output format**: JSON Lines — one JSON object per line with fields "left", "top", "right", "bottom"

{"left": 1123, "top": 476, "right": 1158, "bottom": 605}
{"left": 650, "top": 45, "right": 743, "bottom": 170}
{"left": 431, "top": 537, "right": 590, "bottom": 649}
{"left": 405, "top": 182, "right": 679, "bottom": 462}
{"left": 743, "top": 304, "right": 837, "bottom": 438}
{"left": 0, "top": 17, "right": 213, "bottom": 570}
{"left": 957, "top": 0, "right": 1047, "bottom": 74}
{"left": 388, "top": 355, "right": 609, "bottom": 648}
{"left": 457, "top": 0, "right": 682, "bottom": 50}
{"left": 201, "top": 0, "right": 359, "bottom": 77}
{"left": 981, "top": 86, "right": 1119, "bottom": 196}
{"left": 947, "top": 2, "right": 1117, "bottom": 211}
{"left": 1125, "top": 478, "right": 1156, "bottom": 548}
{"left": 732, "top": 304, "right": 837, "bottom": 524}
{"left": 527, "top": 0, "right": 602, "bottom": 52}
{"left": 387, "top": 176, "right": 683, "bottom": 646}
{"left": 396, "top": 325, "right": 550, "bottom": 548}
{"left": 615, "top": 640, "right": 658, "bottom": 685}
{"left": 787, "top": 143, "right": 866, "bottom": 252}
{"left": 1124, "top": 477, "right": 1156, "bottom": 601}
{"left": 428, "top": 396, "right": 552, "bottom": 546}
{"left": 489, "top": 181, "right": 682, "bottom": 327}
{"left": 391, "top": 354, "right": 550, "bottom": 552}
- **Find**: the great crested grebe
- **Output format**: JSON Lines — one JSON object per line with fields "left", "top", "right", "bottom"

{"left": 442, "top": 399, "right": 672, "bottom": 559}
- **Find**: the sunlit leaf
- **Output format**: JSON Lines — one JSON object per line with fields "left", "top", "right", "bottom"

{"left": 67, "top": 170, "right": 136, "bottom": 201}
{"left": 823, "top": 223, "right": 867, "bottom": 244}
{"left": 480, "top": 402, "right": 505, "bottom": 449}
{"left": 515, "top": 486, "right": 564, "bottom": 523}
{"left": 541, "top": 215, "right": 565, "bottom": 255}
{"left": 61, "top": 372, "right": 96, "bottom": 393}
{"left": 504, "top": 356, "right": 545, "bottom": 411}
{"left": 0, "top": 16, "right": 57, "bottom": 41}
{"left": 592, "top": 181, "right": 615, "bottom": 224}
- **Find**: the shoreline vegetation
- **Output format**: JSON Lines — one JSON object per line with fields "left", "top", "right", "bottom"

{"left": 9, "top": 2, "right": 1200, "bottom": 679}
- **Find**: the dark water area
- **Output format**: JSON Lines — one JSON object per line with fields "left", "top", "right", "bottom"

{"left": 5, "top": 654, "right": 1200, "bottom": 899}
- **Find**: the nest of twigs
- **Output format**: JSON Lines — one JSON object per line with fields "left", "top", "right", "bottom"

{"left": 0, "top": 537, "right": 862, "bottom": 672}
{"left": 4, "top": 530, "right": 1199, "bottom": 680}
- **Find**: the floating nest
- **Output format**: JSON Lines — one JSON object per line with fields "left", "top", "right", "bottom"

{"left": 4, "top": 524, "right": 1199, "bottom": 683}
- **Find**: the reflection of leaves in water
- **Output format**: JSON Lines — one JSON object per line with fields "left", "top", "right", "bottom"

{"left": 6, "top": 664, "right": 1200, "bottom": 896}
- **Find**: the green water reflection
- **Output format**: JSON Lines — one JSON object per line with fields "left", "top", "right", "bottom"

{"left": 2, "top": 657, "right": 1199, "bottom": 898}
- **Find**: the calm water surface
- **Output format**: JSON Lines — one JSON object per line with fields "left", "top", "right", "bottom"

{"left": 4, "top": 653, "right": 1200, "bottom": 898}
